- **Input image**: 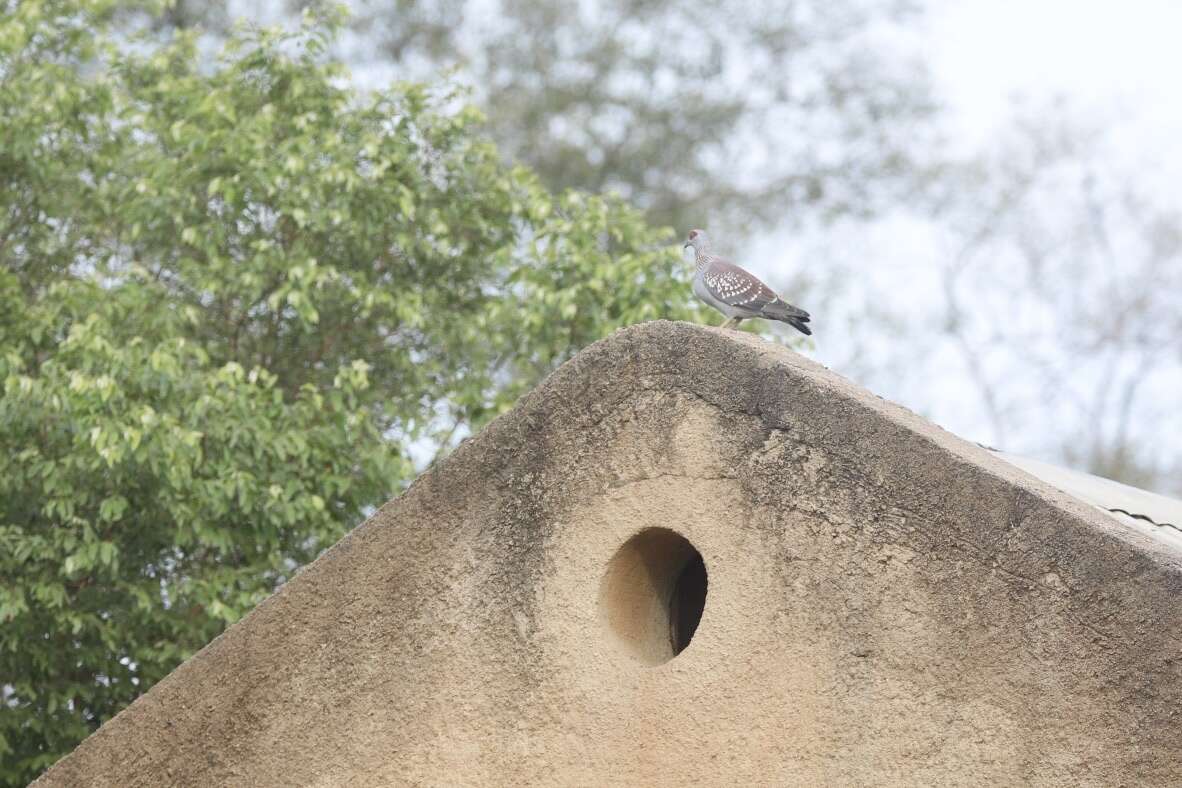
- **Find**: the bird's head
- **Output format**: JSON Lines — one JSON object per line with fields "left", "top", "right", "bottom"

{"left": 683, "top": 228, "right": 709, "bottom": 251}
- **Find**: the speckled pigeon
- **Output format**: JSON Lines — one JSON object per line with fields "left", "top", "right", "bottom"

{"left": 684, "top": 229, "right": 812, "bottom": 335}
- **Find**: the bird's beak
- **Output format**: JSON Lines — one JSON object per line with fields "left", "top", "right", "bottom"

{"left": 683, "top": 241, "right": 691, "bottom": 249}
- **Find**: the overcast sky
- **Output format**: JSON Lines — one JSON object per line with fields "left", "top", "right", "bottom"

{"left": 932, "top": 0, "right": 1182, "bottom": 179}
{"left": 738, "top": 0, "right": 1182, "bottom": 482}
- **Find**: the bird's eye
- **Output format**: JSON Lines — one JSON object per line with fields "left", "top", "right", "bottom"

{"left": 688, "top": 231, "right": 698, "bottom": 239}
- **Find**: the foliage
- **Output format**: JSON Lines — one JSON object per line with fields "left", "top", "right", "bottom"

{"left": 113, "top": 0, "right": 1182, "bottom": 494}
{"left": 444, "top": 0, "right": 938, "bottom": 233}
{"left": 124, "top": 0, "right": 938, "bottom": 234}
{"left": 0, "top": 2, "right": 704, "bottom": 781}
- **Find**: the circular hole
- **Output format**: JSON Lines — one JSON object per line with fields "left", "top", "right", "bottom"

{"left": 598, "top": 528, "right": 709, "bottom": 665}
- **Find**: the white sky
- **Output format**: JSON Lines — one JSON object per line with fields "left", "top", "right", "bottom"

{"left": 930, "top": 0, "right": 1182, "bottom": 178}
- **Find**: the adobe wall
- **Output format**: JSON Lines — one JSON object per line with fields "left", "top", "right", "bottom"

{"left": 38, "top": 321, "right": 1182, "bottom": 787}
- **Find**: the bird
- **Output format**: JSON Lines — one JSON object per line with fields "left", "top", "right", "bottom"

{"left": 684, "top": 229, "right": 812, "bottom": 335}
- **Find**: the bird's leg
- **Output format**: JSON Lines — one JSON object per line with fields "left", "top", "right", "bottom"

{"left": 720, "top": 317, "right": 742, "bottom": 330}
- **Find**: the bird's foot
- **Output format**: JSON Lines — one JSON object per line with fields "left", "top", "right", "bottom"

{"left": 720, "top": 317, "right": 742, "bottom": 330}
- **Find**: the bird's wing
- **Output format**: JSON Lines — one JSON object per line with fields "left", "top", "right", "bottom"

{"left": 703, "top": 259, "right": 810, "bottom": 319}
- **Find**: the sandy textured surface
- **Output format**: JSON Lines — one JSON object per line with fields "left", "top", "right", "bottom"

{"left": 37, "top": 321, "right": 1182, "bottom": 787}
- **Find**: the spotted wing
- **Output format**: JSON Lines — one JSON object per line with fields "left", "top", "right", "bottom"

{"left": 703, "top": 259, "right": 809, "bottom": 319}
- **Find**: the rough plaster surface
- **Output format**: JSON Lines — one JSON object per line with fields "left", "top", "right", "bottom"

{"left": 36, "top": 321, "right": 1182, "bottom": 787}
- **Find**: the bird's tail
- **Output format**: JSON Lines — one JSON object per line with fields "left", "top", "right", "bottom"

{"left": 785, "top": 316, "right": 812, "bottom": 336}
{"left": 765, "top": 299, "right": 812, "bottom": 336}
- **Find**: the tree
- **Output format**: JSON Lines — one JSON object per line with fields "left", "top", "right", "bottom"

{"left": 0, "top": 3, "right": 704, "bottom": 782}
{"left": 408, "top": 0, "right": 939, "bottom": 234}
{"left": 930, "top": 106, "right": 1182, "bottom": 493}
{"left": 804, "top": 101, "right": 1182, "bottom": 495}
{"left": 119, "top": 0, "right": 939, "bottom": 234}
{"left": 739, "top": 96, "right": 1182, "bottom": 496}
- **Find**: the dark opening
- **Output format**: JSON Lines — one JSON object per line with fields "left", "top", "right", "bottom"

{"left": 599, "top": 528, "right": 709, "bottom": 665}
{"left": 670, "top": 551, "right": 708, "bottom": 656}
